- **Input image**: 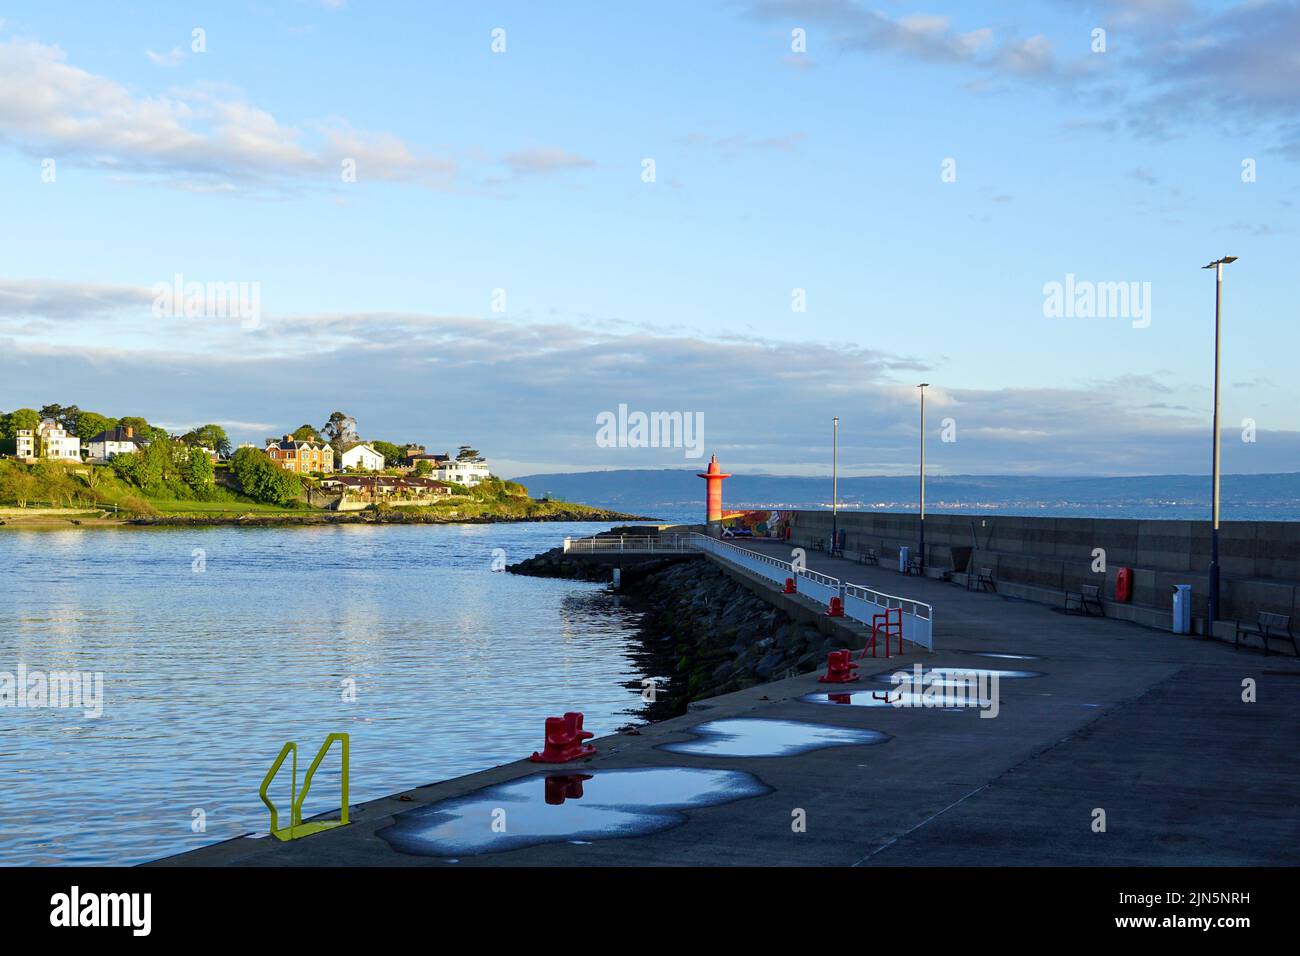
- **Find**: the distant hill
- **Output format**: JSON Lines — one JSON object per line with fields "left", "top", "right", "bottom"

{"left": 511, "top": 469, "right": 1300, "bottom": 522}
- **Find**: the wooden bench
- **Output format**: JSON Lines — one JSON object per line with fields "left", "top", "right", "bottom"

{"left": 1064, "top": 583, "right": 1104, "bottom": 616}
{"left": 859, "top": 548, "right": 879, "bottom": 566}
{"left": 968, "top": 567, "right": 996, "bottom": 593}
{"left": 904, "top": 556, "right": 924, "bottom": 576}
{"left": 1235, "top": 611, "right": 1296, "bottom": 657}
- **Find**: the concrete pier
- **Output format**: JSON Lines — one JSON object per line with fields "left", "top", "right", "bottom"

{"left": 785, "top": 510, "right": 1300, "bottom": 641}
{"left": 156, "top": 539, "right": 1300, "bottom": 867}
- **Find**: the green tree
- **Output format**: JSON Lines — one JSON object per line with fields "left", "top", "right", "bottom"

{"left": 321, "top": 412, "right": 357, "bottom": 456}
{"left": 456, "top": 445, "right": 482, "bottom": 461}
{"left": 72, "top": 410, "right": 115, "bottom": 439}
{"left": 184, "top": 447, "right": 216, "bottom": 494}
{"left": 118, "top": 416, "right": 151, "bottom": 436}
{"left": 370, "top": 440, "right": 406, "bottom": 468}
{"left": 414, "top": 460, "right": 433, "bottom": 476}
{"left": 1, "top": 408, "right": 40, "bottom": 439}
{"left": 291, "top": 424, "right": 322, "bottom": 442}
{"left": 0, "top": 465, "right": 39, "bottom": 507}
{"left": 181, "top": 424, "right": 231, "bottom": 457}
{"left": 230, "top": 447, "right": 301, "bottom": 506}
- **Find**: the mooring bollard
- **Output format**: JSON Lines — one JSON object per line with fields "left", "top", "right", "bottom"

{"left": 817, "top": 649, "right": 859, "bottom": 684}
{"left": 783, "top": 577, "right": 796, "bottom": 593}
{"left": 826, "top": 596, "right": 845, "bottom": 617}
{"left": 529, "top": 712, "right": 597, "bottom": 763}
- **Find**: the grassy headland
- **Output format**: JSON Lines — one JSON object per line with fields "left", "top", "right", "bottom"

{"left": 0, "top": 458, "right": 650, "bottom": 529}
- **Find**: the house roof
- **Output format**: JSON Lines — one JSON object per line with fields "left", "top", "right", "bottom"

{"left": 88, "top": 427, "right": 147, "bottom": 446}
{"left": 267, "top": 437, "right": 332, "bottom": 452}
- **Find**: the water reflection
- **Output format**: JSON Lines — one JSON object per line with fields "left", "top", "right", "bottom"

{"left": 657, "top": 718, "right": 887, "bottom": 757}
{"left": 379, "top": 767, "right": 771, "bottom": 857}
{"left": 0, "top": 523, "right": 652, "bottom": 865}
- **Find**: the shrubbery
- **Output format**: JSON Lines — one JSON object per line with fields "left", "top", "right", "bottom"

{"left": 229, "top": 447, "right": 302, "bottom": 506}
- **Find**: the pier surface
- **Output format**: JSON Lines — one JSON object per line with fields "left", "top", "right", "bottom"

{"left": 157, "top": 544, "right": 1300, "bottom": 866}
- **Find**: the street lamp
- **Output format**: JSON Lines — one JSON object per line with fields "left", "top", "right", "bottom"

{"left": 1202, "top": 255, "right": 1237, "bottom": 630}
{"left": 917, "top": 384, "right": 929, "bottom": 572}
{"left": 831, "top": 416, "right": 839, "bottom": 554}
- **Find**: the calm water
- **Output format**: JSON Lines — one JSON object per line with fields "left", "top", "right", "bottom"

{"left": 0, "top": 522, "right": 652, "bottom": 866}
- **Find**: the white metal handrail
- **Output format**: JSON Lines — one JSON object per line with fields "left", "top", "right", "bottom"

{"left": 844, "top": 582, "right": 933, "bottom": 621}
{"left": 560, "top": 530, "right": 934, "bottom": 648}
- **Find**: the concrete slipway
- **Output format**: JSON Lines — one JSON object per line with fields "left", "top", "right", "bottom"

{"left": 155, "top": 546, "right": 1300, "bottom": 867}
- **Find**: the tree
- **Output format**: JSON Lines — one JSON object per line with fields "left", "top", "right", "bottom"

{"left": 230, "top": 447, "right": 301, "bottom": 506}
{"left": 370, "top": 440, "right": 405, "bottom": 468}
{"left": 119, "top": 416, "right": 151, "bottom": 436}
{"left": 72, "top": 411, "right": 115, "bottom": 439}
{"left": 321, "top": 412, "right": 357, "bottom": 455}
{"left": 184, "top": 447, "right": 215, "bottom": 494}
{"left": 456, "top": 446, "right": 483, "bottom": 462}
{"left": 414, "top": 460, "right": 433, "bottom": 476}
{"left": 1, "top": 408, "right": 40, "bottom": 439}
{"left": 0, "top": 465, "right": 39, "bottom": 507}
{"left": 291, "top": 424, "right": 322, "bottom": 442}
{"left": 181, "top": 424, "right": 231, "bottom": 457}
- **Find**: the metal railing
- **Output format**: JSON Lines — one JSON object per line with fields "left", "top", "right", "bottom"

{"left": 562, "top": 531, "right": 935, "bottom": 649}
{"left": 562, "top": 534, "right": 693, "bottom": 553}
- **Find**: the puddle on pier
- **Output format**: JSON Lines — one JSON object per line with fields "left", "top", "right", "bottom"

{"left": 657, "top": 718, "right": 887, "bottom": 757}
{"left": 868, "top": 666, "right": 1044, "bottom": 685}
{"left": 378, "top": 767, "right": 770, "bottom": 857}
{"left": 801, "top": 689, "right": 980, "bottom": 710}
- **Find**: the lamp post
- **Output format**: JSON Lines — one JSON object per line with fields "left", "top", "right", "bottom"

{"left": 831, "top": 416, "right": 839, "bottom": 554}
{"left": 1202, "top": 255, "right": 1236, "bottom": 631}
{"left": 917, "top": 384, "right": 929, "bottom": 572}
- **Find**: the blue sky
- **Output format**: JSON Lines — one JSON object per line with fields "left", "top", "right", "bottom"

{"left": 1, "top": 0, "right": 1297, "bottom": 477}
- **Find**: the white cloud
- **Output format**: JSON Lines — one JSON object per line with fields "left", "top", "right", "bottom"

{"left": 0, "top": 37, "right": 589, "bottom": 193}
{"left": 1, "top": 278, "right": 1292, "bottom": 476}
{"left": 145, "top": 47, "right": 185, "bottom": 68}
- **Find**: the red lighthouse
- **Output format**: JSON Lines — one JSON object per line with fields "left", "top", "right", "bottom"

{"left": 696, "top": 454, "right": 731, "bottom": 533}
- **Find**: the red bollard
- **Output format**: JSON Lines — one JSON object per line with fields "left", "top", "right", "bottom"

{"left": 817, "top": 649, "right": 859, "bottom": 683}
{"left": 529, "top": 711, "right": 597, "bottom": 763}
{"left": 826, "top": 596, "right": 845, "bottom": 617}
{"left": 783, "top": 577, "right": 797, "bottom": 593}
{"left": 544, "top": 773, "right": 593, "bottom": 805}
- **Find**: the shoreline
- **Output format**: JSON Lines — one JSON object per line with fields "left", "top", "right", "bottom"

{"left": 0, "top": 505, "right": 659, "bottom": 531}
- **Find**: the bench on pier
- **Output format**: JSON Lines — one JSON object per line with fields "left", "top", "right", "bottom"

{"left": 1064, "top": 583, "right": 1104, "bottom": 616}
{"left": 904, "top": 556, "right": 924, "bottom": 576}
{"left": 1235, "top": 611, "right": 1296, "bottom": 657}
{"left": 859, "top": 548, "right": 879, "bottom": 566}
{"left": 968, "top": 567, "right": 996, "bottom": 593}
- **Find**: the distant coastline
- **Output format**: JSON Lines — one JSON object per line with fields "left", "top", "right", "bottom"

{"left": 0, "top": 503, "right": 657, "bottom": 531}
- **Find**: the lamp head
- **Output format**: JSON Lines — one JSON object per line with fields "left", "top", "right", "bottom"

{"left": 1202, "top": 256, "right": 1238, "bottom": 269}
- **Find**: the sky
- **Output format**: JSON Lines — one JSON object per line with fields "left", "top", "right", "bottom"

{"left": 0, "top": 0, "right": 1297, "bottom": 478}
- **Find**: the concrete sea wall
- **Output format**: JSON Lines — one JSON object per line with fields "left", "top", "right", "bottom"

{"left": 786, "top": 510, "right": 1300, "bottom": 635}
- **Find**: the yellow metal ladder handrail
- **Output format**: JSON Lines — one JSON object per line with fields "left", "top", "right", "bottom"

{"left": 259, "top": 733, "right": 350, "bottom": 841}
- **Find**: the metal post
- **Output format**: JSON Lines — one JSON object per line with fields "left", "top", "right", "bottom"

{"left": 1209, "top": 264, "right": 1223, "bottom": 630}
{"left": 1201, "top": 256, "right": 1235, "bottom": 632}
{"left": 918, "top": 384, "right": 929, "bottom": 573}
{"left": 831, "top": 416, "right": 839, "bottom": 555}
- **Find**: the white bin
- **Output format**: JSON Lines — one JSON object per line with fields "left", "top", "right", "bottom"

{"left": 898, "top": 546, "right": 909, "bottom": 574}
{"left": 1172, "top": 584, "right": 1192, "bottom": 634}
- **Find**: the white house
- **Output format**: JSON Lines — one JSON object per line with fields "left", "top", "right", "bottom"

{"left": 435, "top": 457, "right": 490, "bottom": 487}
{"left": 341, "top": 443, "right": 385, "bottom": 472}
{"left": 86, "top": 425, "right": 149, "bottom": 461}
{"left": 16, "top": 419, "right": 81, "bottom": 461}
